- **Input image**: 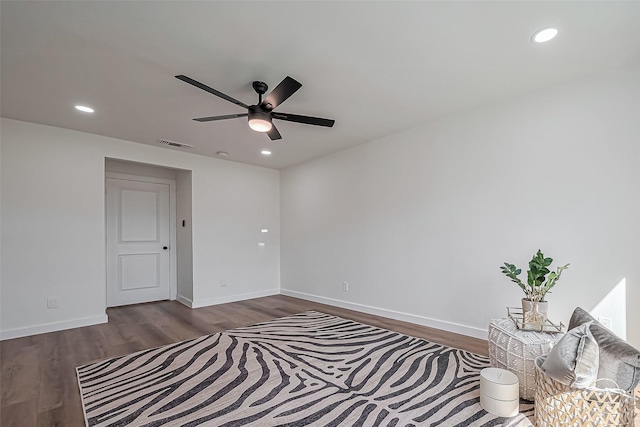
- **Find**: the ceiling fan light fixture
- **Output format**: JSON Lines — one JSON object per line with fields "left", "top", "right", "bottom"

{"left": 248, "top": 118, "right": 272, "bottom": 132}
{"left": 176, "top": 75, "right": 334, "bottom": 141}
{"left": 248, "top": 109, "right": 273, "bottom": 132}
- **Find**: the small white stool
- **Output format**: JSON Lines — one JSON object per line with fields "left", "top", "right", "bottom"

{"left": 480, "top": 367, "right": 520, "bottom": 417}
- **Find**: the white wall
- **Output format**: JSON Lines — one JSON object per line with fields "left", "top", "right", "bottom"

{"left": 281, "top": 61, "right": 640, "bottom": 346}
{"left": 0, "top": 119, "right": 280, "bottom": 339}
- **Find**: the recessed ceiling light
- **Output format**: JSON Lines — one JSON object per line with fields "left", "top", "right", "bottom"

{"left": 532, "top": 28, "right": 558, "bottom": 43}
{"left": 216, "top": 151, "right": 229, "bottom": 157}
{"left": 258, "top": 242, "right": 266, "bottom": 247}
{"left": 261, "top": 229, "right": 269, "bottom": 233}
{"left": 261, "top": 150, "right": 272, "bottom": 156}
{"left": 75, "top": 105, "right": 94, "bottom": 113}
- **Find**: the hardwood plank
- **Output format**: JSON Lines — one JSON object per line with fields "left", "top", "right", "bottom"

{"left": 58, "top": 357, "right": 87, "bottom": 427}
{"left": 1, "top": 400, "right": 38, "bottom": 427}
{"left": 0, "top": 342, "right": 41, "bottom": 406}
{"left": 37, "top": 333, "right": 63, "bottom": 412}
{"left": 36, "top": 407, "right": 66, "bottom": 427}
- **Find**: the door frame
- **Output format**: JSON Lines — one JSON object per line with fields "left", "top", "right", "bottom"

{"left": 105, "top": 172, "right": 177, "bottom": 303}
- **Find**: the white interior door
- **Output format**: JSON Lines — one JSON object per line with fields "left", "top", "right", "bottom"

{"left": 106, "top": 178, "right": 171, "bottom": 307}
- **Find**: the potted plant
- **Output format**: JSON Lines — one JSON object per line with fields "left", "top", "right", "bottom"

{"left": 500, "top": 250, "right": 570, "bottom": 325}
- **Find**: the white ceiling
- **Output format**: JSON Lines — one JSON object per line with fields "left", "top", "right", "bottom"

{"left": 2, "top": 1, "right": 640, "bottom": 170}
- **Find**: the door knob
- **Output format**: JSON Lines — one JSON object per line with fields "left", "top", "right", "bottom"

{"left": 163, "top": 246, "right": 168, "bottom": 250}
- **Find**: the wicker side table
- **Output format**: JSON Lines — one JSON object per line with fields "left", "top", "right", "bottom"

{"left": 488, "top": 318, "right": 564, "bottom": 400}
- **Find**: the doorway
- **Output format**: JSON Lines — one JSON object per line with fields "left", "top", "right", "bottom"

{"left": 106, "top": 177, "right": 173, "bottom": 306}
{"left": 105, "top": 160, "right": 180, "bottom": 307}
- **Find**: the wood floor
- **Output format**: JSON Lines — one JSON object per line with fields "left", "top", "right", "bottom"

{"left": 2, "top": 295, "right": 638, "bottom": 426}
{"left": 0, "top": 295, "right": 489, "bottom": 426}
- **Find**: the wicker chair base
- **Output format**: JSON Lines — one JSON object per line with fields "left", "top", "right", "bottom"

{"left": 534, "top": 357, "right": 636, "bottom": 427}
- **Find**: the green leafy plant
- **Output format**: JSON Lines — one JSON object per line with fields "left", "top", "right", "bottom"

{"left": 500, "top": 250, "right": 570, "bottom": 302}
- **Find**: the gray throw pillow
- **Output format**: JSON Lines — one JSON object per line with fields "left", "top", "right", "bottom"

{"left": 568, "top": 306, "right": 596, "bottom": 330}
{"left": 589, "top": 323, "right": 640, "bottom": 391}
{"left": 568, "top": 307, "right": 640, "bottom": 391}
{"left": 541, "top": 322, "right": 599, "bottom": 388}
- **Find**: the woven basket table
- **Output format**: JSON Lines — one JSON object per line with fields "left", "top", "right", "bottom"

{"left": 488, "top": 318, "right": 564, "bottom": 400}
{"left": 535, "top": 356, "right": 637, "bottom": 427}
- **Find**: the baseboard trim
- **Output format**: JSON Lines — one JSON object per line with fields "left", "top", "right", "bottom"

{"left": 176, "top": 294, "right": 194, "bottom": 308}
{"left": 0, "top": 314, "right": 109, "bottom": 341}
{"left": 190, "top": 289, "right": 280, "bottom": 309}
{"left": 0, "top": 291, "right": 485, "bottom": 340}
{"left": 280, "top": 289, "right": 487, "bottom": 340}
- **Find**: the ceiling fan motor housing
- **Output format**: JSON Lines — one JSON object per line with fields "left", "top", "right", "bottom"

{"left": 252, "top": 81, "right": 268, "bottom": 95}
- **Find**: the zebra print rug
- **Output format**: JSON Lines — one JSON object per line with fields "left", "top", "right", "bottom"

{"left": 77, "top": 311, "right": 533, "bottom": 426}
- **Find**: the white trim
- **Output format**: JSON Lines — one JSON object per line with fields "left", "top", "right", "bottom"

{"left": 176, "top": 294, "right": 194, "bottom": 308}
{"left": 105, "top": 172, "right": 176, "bottom": 185}
{"left": 0, "top": 314, "right": 108, "bottom": 341}
{"left": 105, "top": 172, "right": 178, "bottom": 303}
{"left": 191, "top": 289, "right": 280, "bottom": 309}
{"left": 280, "top": 289, "right": 488, "bottom": 340}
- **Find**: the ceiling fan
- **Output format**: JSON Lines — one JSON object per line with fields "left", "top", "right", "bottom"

{"left": 175, "top": 75, "right": 335, "bottom": 140}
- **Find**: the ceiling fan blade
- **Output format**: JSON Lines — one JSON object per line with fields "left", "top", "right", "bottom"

{"left": 261, "top": 76, "right": 302, "bottom": 110}
{"left": 272, "top": 112, "right": 335, "bottom": 127}
{"left": 176, "top": 75, "right": 249, "bottom": 109}
{"left": 193, "top": 113, "right": 248, "bottom": 122}
{"left": 267, "top": 124, "right": 282, "bottom": 140}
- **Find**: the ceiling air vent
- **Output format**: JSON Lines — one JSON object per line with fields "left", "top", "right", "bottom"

{"left": 158, "top": 139, "right": 193, "bottom": 148}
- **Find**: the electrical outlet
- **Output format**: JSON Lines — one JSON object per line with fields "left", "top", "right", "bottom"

{"left": 598, "top": 316, "right": 613, "bottom": 329}
{"left": 47, "top": 297, "right": 58, "bottom": 309}
{"left": 343, "top": 282, "right": 349, "bottom": 292}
